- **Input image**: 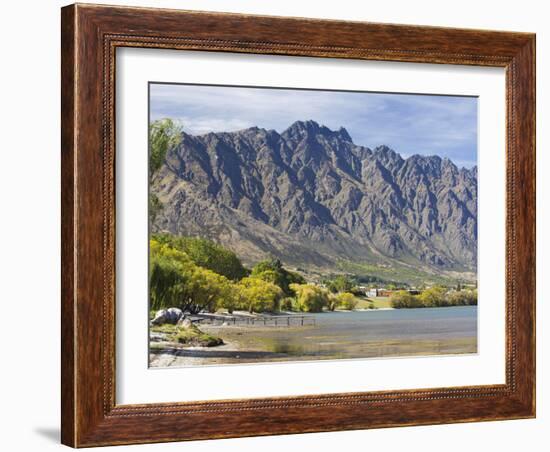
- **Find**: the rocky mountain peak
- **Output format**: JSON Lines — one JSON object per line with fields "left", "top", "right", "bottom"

{"left": 153, "top": 121, "right": 477, "bottom": 275}
{"left": 336, "top": 126, "right": 353, "bottom": 142}
{"left": 282, "top": 120, "right": 321, "bottom": 139}
{"left": 281, "top": 120, "right": 353, "bottom": 143}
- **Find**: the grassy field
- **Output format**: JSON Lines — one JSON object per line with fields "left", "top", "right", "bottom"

{"left": 355, "top": 296, "right": 393, "bottom": 309}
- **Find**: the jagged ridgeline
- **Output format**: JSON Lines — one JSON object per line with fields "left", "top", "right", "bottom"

{"left": 150, "top": 120, "right": 477, "bottom": 284}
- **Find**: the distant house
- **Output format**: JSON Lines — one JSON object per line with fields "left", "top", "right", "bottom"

{"left": 365, "top": 288, "right": 393, "bottom": 297}
{"left": 366, "top": 288, "right": 379, "bottom": 297}
{"left": 365, "top": 288, "right": 419, "bottom": 298}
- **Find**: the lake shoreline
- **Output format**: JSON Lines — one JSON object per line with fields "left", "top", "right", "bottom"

{"left": 150, "top": 306, "right": 478, "bottom": 367}
{"left": 192, "top": 304, "right": 480, "bottom": 321}
{"left": 149, "top": 335, "right": 477, "bottom": 368}
{"left": 195, "top": 305, "right": 480, "bottom": 320}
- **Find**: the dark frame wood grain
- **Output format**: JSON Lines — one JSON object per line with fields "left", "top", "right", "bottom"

{"left": 61, "top": 3, "right": 536, "bottom": 447}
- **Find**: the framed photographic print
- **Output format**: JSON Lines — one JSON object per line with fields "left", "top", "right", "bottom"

{"left": 61, "top": 3, "right": 536, "bottom": 447}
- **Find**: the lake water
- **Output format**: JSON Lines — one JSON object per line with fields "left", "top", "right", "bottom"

{"left": 149, "top": 306, "right": 477, "bottom": 367}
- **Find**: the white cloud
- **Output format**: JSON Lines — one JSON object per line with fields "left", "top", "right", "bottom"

{"left": 149, "top": 83, "right": 477, "bottom": 166}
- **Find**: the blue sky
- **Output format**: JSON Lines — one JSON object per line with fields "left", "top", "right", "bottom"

{"left": 150, "top": 83, "right": 478, "bottom": 168}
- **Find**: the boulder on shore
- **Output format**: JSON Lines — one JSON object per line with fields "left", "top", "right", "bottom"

{"left": 177, "top": 317, "right": 193, "bottom": 328}
{"left": 151, "top": 307, "right": 184, "bottom": 325}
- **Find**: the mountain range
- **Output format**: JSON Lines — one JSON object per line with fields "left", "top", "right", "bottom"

{"left": 151, "top": 120, "right": 477, "bottom": 283}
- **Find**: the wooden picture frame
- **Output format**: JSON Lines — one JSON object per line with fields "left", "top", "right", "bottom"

{"left": 61, "top": 3, "right": 535, "bottom": 447}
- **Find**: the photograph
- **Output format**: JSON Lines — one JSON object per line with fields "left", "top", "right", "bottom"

{"left": 46, "top": 1, "right": 537, "bottom": 447}
{"left": 147, "top": 83, "right": 479, "bottom": 368}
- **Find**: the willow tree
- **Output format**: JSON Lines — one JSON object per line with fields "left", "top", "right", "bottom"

{"left": 152, "top": 234, "right": 248, "bottom": 281}
{"left": 149, "top": 240, "right": 193, "bottom": 311}
{"left": 149, "top": 118, "right": 182, "bottom": 224}
{"left": 149, "top": 239, "right": 237, "bottom": 314}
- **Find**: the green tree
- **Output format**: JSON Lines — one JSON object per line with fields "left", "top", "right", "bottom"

{"left": 149, "top": 251, "right": 190, "bottom": 311}
{"left": 216, "top": 284, "right": 246, "bottom": 314}
{"left": 153, "top": 234, "right": 248, "bottom": 281}
{"left": 326, "top": 293, "right": 340, "bottom": 311}
{"left": 390, "top": 290, "right": 421, "bottom": 308}
{"left": 149, "top": 118, "right": 182, "bottom": 173}
{"left": 238, "top": 277, "right": 283, "bottom": 313}
{"left": 250, "top": 258, "right": 305, "bottom": 296}
{"left": 149, "top": 240, "right": 194, "bottom": 311}
{"left": 464, "top": 289, "right": 478, "bottom": 305}
{"left": 280, "top": 297, "right": 296, "bottom": 311}
{"left": 447, "top": 289, "right": 477, "bottom": 306}
{"left": 336, "top": 292, "right": 358, "bottom": 310}
{"left": 149, "top": 119, "right": 182, "bottom": 224}
{"left": 149, "top": 239, "right": 233, "bottom": 314}
{"left": 290, "top": 283, "right": 329, "bottom": 313}
{"left": 185, "top": 266, "right": 232, "bottom": 313}
{"left": 252, "top": 269, "right": 279, "bottom": 285}
{"left": 418, "top": 286, "right": 448, "bottom": 307}
{"left": 326, "top": 275, "right": 354, "bottom": 294}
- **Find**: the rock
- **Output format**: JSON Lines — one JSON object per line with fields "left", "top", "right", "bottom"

{"left": 149, "top": 332, "right": 166, "bottom": 342}
{"left": 177, "top": 317, "right": 193, "bottom": 328}
{"left": 151, "top": 307, "right": 184, "bottom": 325}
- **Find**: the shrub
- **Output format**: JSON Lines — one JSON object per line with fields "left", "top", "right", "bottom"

{"left": 336, "top": 292, "right": 359, "bottom": 310}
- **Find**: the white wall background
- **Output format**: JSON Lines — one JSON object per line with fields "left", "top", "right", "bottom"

{"left": 0, "top": 1, "right": 545, "bottom": 451}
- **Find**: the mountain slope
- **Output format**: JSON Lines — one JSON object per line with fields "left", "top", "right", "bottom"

{"left": 151, "top": 120, "right": 477, "bottom": 280}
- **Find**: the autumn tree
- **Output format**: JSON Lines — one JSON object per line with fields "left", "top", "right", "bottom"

{"left": 237, "top": 277, "right": 283, "bottom": 313}
{"left": 390, "top": 290, "right": 421, "bottom": 308}
{"left": 290, "top": 283, "right": 329, "bottom": 313}
{"left": 336, "top": 292, "right": 359, "bottom": 310}
{"left": 149, "top": 239, "right": 234, "bottom": 314}
{"left": 418, "top": 286, "right": 448, "bottom": 307}
{"left": 447, "top": 289, "right": 478, "bottom": 306}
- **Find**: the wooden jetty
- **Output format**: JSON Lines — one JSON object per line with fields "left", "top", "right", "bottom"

{"left": 191, "top": 314, "right": 316, "bottom": 327}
